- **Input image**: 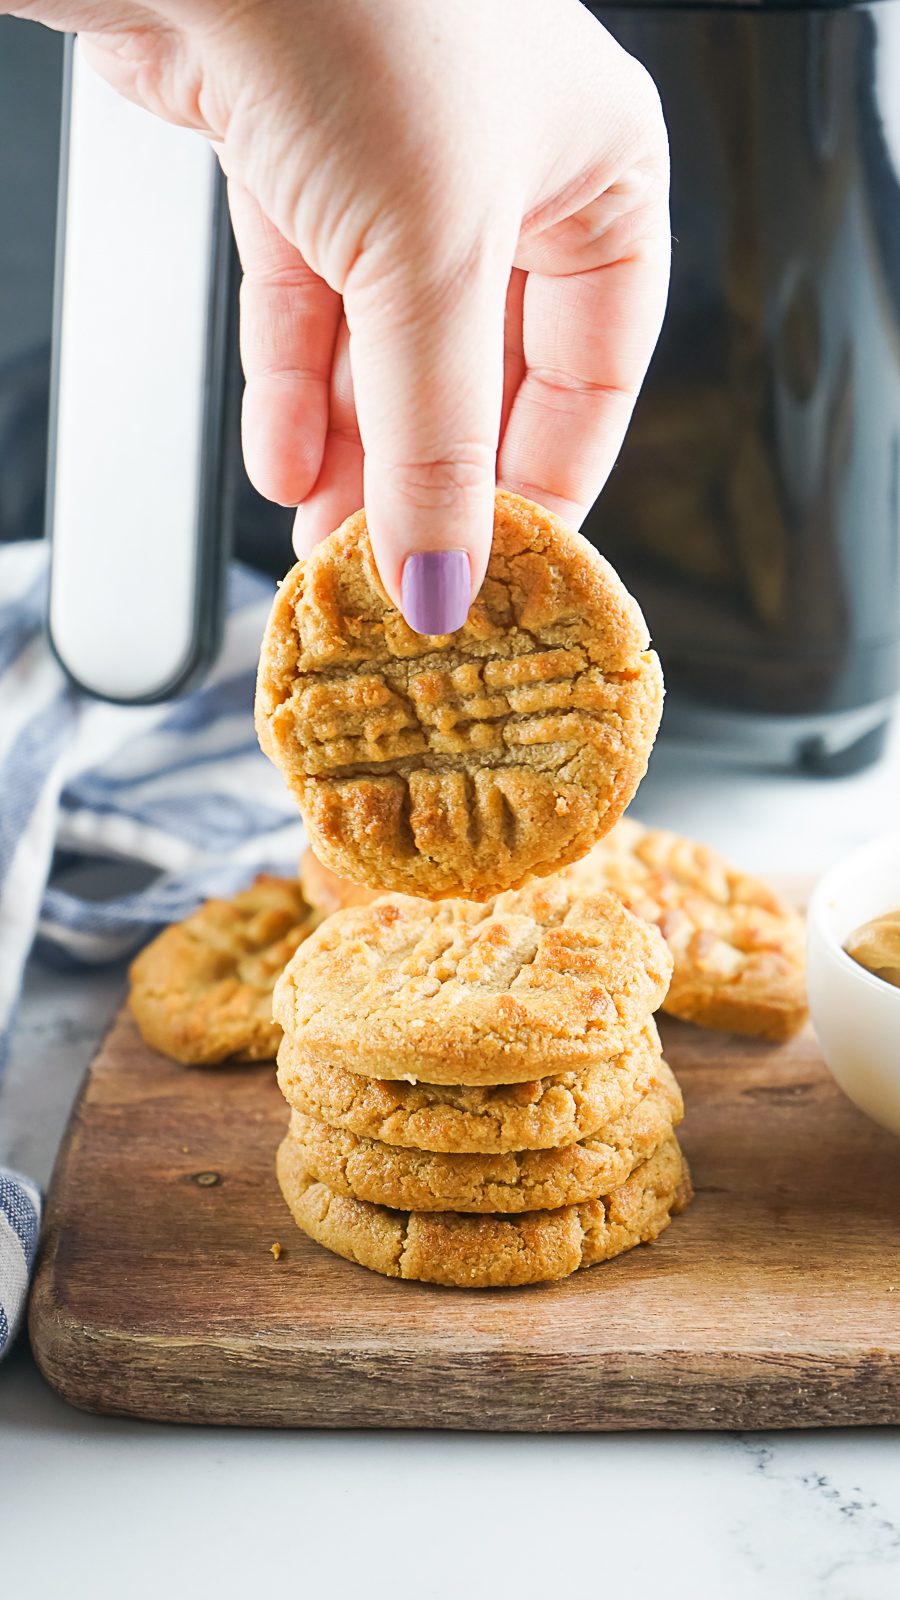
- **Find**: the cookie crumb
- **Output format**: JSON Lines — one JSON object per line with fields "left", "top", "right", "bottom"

{"left": 270, "top": 1241, "right": 283, "bottom": 1260}
{"left": 181, "top": 1146, "right": 190, "bottom": 1154}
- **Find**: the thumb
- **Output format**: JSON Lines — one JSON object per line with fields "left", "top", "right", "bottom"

{"left": 343, "top": 239, "right": 509, "bottom": 634}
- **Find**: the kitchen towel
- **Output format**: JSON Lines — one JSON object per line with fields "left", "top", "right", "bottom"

{"left": 0, "top": 1171, "right": 41, "bottom": 1359}
{"left": 0, "top": 537, "right": 303, "bottom": 1355}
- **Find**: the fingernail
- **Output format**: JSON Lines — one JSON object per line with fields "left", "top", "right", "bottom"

{"left": 400, "top": 549, "right": 471, "bottom": 635}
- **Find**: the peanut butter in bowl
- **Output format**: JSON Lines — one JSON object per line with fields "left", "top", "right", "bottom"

{"left": 807, "top": 833, "right": 900, "bottom": 1139}
{"left": 844, "top": 909, "right": 900, "bottom": 990}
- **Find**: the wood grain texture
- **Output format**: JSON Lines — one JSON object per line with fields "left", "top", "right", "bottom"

{"left": 29, "top": 988, "right": 900, "bottom": 1431}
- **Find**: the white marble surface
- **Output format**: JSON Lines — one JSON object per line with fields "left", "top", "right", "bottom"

{"left": 2, "top": 736, "right": 900, "bottom": 1598}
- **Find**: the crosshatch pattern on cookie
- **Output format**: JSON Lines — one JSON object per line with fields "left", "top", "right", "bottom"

{"left": 256, "top": 493, "right": 664, "bottom": 897}
{"left": 566, "top": 819, "right": 808, "bottom": 1041}
{"left": 273, "top": 879, "right": 673, "bottom": 1083}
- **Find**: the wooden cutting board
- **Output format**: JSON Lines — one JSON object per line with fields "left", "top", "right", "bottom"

{"left": 30, "top": 989, "right": 900, "bottom": 1431}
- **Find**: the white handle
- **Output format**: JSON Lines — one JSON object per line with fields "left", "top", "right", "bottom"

{"left": 48, "top": 40, "right": 226, "bottom": 702}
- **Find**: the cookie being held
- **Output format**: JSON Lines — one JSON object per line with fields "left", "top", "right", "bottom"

{"left": 256, "top": 491, "right": 663, "bottom": 899}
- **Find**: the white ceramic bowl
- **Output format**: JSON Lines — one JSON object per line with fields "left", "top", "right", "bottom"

{"left": 807, "top": 833, "right": 900, "bottom": 1137}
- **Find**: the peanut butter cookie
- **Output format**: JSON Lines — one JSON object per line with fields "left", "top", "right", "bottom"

{"left": 273, "top": 877, "right": 673, "bottom": 1084}
{"left": 283, "top": 1059, "right": 681, "bottom": 1212}
{"left": 299, "top": 846, "right": 379, "bottom": 916}
{"left": 275, "top": 1132, "right": 691, "bottom": 1288}
{"left": 298, "top": 836, "right": 807, "bottom": 1041}
{"left": 129, "top": 875, "right": 316, "bottom": 1065}
{"left": 567, "top": 819, "right": 807, "bottom": 1040}
{"left": 256, "top": 492, "right": 664, "bottom": 899}
{"left": 276, "top": 1020, "right": 663, "bottom": 1154}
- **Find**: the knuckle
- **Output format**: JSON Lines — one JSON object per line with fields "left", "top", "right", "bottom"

{"left": 385, "top": 447, "right": 495, "bottom": 511}
{"left": 625, "top": 59, "right": 669, "bottom": 164}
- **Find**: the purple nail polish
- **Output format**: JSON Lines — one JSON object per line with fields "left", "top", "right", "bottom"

{"left": 401, "top": 549, "right": 471, "bottom": 635}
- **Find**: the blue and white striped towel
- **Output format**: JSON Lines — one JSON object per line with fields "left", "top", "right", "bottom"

{"left": 0, "top": 538, "right": 303, "bottom": 1356}
{"left": 0, "top": 1170, "right": 41, "bottom": 1358}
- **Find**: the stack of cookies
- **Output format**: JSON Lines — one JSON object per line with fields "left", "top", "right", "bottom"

{"left": 252, "top": 489, "right": 695, "bottom": 1286}
{"left": 271, "top": 876, "right": 692, "bottom": 1288}
{"left": 124, "top": 489, "right": 812, "bottom": 1288}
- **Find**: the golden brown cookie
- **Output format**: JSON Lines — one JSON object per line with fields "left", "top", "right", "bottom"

{"left": 298, "top": 834, "right": 805, "bottom": 1042}
{"left": 566, "top": 819, "right": 807, "bottom": 1041}
{"left": 276, "top": 1020, "right": 663, "bottom": 1154}
{"left": 129, "top": 875, "right": 316, "bottom": 1065}
{"left": 273, "top": 877, "right": 673, "bottom": 1084}
{"left": 256, "top": 492, "right": 664, "bottom": 900}
{"left": 299, "top": 846, "right": 379, "bottom": 916}
{"left": 283, "top": 1059, "right": 682, "bottom": 1212}
{"left": 276, "top": 1132, "right": 691, "bottom": 1288}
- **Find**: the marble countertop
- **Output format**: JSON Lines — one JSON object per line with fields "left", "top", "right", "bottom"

{"left": 3, "top": 735, "right": 900, "bottom": 1599}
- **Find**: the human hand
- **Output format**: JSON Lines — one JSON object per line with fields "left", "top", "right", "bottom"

{"left": 10, "top": 0, "right": 670, "bottom": 632}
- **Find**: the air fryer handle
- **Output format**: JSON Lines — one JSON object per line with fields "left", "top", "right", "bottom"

{"left": 47, "top": 36, "right": 234, "bottom": 705}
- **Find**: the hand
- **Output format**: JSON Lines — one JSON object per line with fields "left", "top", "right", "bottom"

{"left": 10, "top": 0, "right": 670, "bottom": 632}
